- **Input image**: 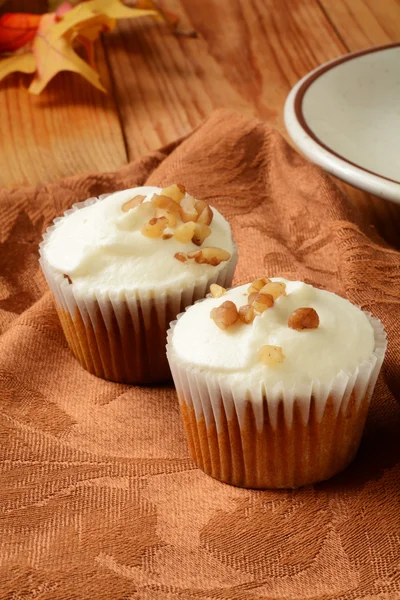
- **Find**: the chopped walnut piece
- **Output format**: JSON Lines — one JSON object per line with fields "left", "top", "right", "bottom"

{"left": 210, "top": 300, "right": 239, "bottom": 330}
{"left": 191, "top": 247, "right": 231, "bottom": 266}
{"left": 195, "top": 199, "right": 213, "bottom": 226}
{"left": 155, "top": 207, "right": 178, "bottom": 227}
{"left": 192, "top": 223, "right": 211, "bottom": 246}
{"left": 248, "top": 278, "right": 271, "bottom": 295}
{"left": 141, "top": 216, "right": 168, "bottom": 238}
{"left": 201, "top": 247, "right": 231, "bottom": 265}
{"left": 151, "top": 193, "right": 181, "bottom": 216}
{"left": 210, "top": 283, "right": 226, "bottom": 298}
{"left": 248, "top": 292, "right": 258, "bottom": 305}
{"left": 121, "top": 194, "right": 146, "bottom": 212}
{"left": 259, "top": 345, "right": 285, "bottom": 366}
{"left": 260, "top": 281, "right": 286, "bottom": 301}
{"left": 174, "top": 221, "right": 197, "bottom": 243}
{"left": 174, "top": 252, "right": 188, "bottom": 263}
{"left": 238, "top": 304, "right": 255, "bottom": 323}
{"left": 64, "top": 274, "right": 73, "bottom": 285}
{"left": 288, "top": 307, "right": 320, "bottom": 331}
{"left": 179, "top": 195, "right": 198, "bottom": 223}
{"left": 160, "top": 183, "right": 186, "bottom": 203}
{"left": 162, "top": 233, "right": 173, "bottom": 240}
{"left": 252, "top": 293, "right": 274, "bottom": 314}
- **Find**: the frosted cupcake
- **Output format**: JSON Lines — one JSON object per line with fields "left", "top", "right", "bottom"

{"left": 166, "top": 278, "right": 387, "bottom": 488}
{"left": 39, "top": 184, "right": 237, "bottom": 384}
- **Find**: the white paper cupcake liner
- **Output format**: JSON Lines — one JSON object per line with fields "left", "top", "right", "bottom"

{"left": 166, "top": 303, "right": 387, "bottom": 488}
{"left": 39, "top": 195, "right": 238, "bottom": 384}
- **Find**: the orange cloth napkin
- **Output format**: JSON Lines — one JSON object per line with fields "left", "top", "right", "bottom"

{"left": 0, "top": 110, "right": 399, "bottom": 599}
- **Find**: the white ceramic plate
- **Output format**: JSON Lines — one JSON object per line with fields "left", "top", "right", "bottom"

{"left": 284, "top": 43, "right": 400, "bottom": 203}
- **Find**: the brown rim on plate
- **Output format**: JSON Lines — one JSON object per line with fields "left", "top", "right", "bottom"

{"left": 293, "top": 42, "right": 400, "bottom": 185}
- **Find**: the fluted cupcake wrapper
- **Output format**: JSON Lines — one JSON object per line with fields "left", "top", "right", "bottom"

{"left": 39, "top": 195, "right": 238, "bottom": 384}
{"left": 166, "top": 309, "right": 387, "bottom": 488}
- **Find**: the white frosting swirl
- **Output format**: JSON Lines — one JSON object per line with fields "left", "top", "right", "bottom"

{"left": 42, "top": 186, "right": 235, "bottom": 293}
{"left": 171, "top": 279, "right": 375, "bottom": 386}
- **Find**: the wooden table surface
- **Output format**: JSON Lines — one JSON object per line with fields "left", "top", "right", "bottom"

{"left": 1, "top": 0, "right": 400, "bottom": 247}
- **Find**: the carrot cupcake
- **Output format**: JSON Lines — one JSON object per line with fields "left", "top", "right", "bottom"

{"left": 39, "top": 184, "right": 237, "bottom": 384}
{"left": 166, "top": 278, "right": 387, "bottom": 488}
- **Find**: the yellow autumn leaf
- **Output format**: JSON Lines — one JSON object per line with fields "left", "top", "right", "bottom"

{"left": 78, "top": 14, "right": 116, "bottom": 41}
{"left": 0, "top": 53, "right": 36, "bottom": 83}
{"left": 75, "top": 15, "right": 116, "bottom": 68}
{"left": 0, "top": 0, "right": 165, "bottom": 94}
{"left": 29, "top": 13, "right": 106, "bottom": 95}
{"left": 84, "top": 0, "right": 160, "bottom": 20}
{"left": 51, "top": 0, "right": 159, "bottom": 42}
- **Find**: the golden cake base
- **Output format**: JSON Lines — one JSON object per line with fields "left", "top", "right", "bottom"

{"left": 179, "top": 392, "right": 369, "bottom": 488}
{"left": 56, "top": 300, "right": 175, "bottom": 384}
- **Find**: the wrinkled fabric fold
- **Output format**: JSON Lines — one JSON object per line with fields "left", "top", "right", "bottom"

{"left": 0, "top": 109, "right": 399, "bottom": 599}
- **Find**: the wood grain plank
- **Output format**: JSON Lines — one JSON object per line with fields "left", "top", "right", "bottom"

{"left": 103, "top": 0, "right": 347, "bottom": 156}
{"left": 363, "top": 0, "right": 400, "bottom": 42}
{"left": 2, "top": 0, "right": 400, "bottom": 246}
{"left": 102, "top": 8, "right": 251, "bottom": 159}
{"left": 184, "top": 0, "right": 348, "bottom": 131}
{"left": 318, "top": 0, "right": 400, "bottom": 49}
{"left": 0, "top": 44, "right": 127, "bottom": 188}
{"left": 102, "top": 0, "right": 400, "bottom": 246}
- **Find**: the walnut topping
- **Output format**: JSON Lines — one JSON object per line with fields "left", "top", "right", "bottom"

{"left": 64, "top": 274, "right": 73, "bottom": 285}
{"left": 238, "top": 304, "right": 255, "bottom": 323}
{"left": 160, "top": 183, "right": 186, "bottom": 203}
{"left": 183, "top": 247, "right": 231, "bottom": 267}
{"left": 288, "top": 307, "right": 320, "bottom": 331}
{"left": 189, "top": 247, "right": 231, "bottom": 266}
{"left": 259, "top": 345, "right": 285, "bottom": 366}
{"left": 251, "top": 292, "right": 274, "bottom": 314}
{"left": 155, "top": 207, "right": 178, "bottom": 227}
{"left": 210, "top": 283, "right": 226, "bottom": 298}
{"left": 178, "top": 195, "right": 214, "bottom": 226}
{"left": 174, "top": 221, "right": 197, "bottom": 243}
{"left": 140, "top": 186, "right": 216, "bottom": 250}
{"left": 195, "top": 199, "right": 214, "bottom": 226}
{"left": 151, "top": 193, "right": 181, "bottom": 215}
{"left": 162, "top": 233, "right": 173, "bottom": 240}
{"left": 121, "top": 194, "right": 146, "bottom": 212}
{"left": 174, "top": 252, "right": 188, "bottom": 263}
{"left": 248, "top": 292, "right": 258, "bottom": 305}
{"left": 141, "top": 216, "right": 168, "bottom": 238}
{"left": 192, "top": 223, "right": 211, "bottom": 246}
{"left": 179, "top": 195, "right": 198, "bottom": 223}
{"left": 248, "top": 278, "right": 271, "bottom": 295}
{"left": 201, "top": 247, "right": 231, "bottom": 264}
{"left": 150, "top": 193, "right": 182, "bottom": 229}
{"left": 260, "top": 281, "right": 286, "bottom": 301}
{"left": 210, "top": 301, "right": 239, "bottom": 330}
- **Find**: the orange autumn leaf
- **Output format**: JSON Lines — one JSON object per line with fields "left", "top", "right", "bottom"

{"left": 0, "top": 13, "right": 41, "bottom": 53}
